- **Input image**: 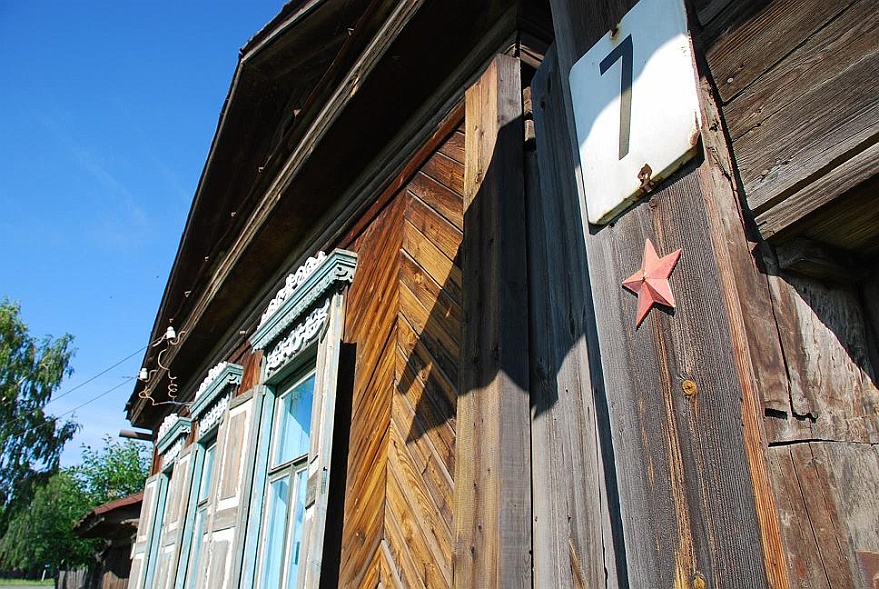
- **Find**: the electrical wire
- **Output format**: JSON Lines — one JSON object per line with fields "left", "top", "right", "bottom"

{"left": 3, "top": 343, "right": 153, "bottom": 437}
{"left": 46, "top": 345, "right": 147, "bottom": 406}
{"left": 3, "top": 376, "right": 136, "bottom": 438}
{"left": 55, "top": 377, "right": 135, "bottom": 419}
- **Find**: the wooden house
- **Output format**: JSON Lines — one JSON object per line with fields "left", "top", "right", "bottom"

{"left": 69, "top": 492, "right": 144, "bottom": 589}
{"left": 125, "top": 0, "right": 878, "bottom": 587}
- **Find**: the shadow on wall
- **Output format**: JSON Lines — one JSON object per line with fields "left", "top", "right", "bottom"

{"left": 393, "top": 73, "right": 630, "bottom": 586}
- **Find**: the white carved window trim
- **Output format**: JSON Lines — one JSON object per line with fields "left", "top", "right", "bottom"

{"left": 190, "top": 362, "right": 243, "bottom": 441}
{"left": 156, "top": 414, "right": 191, "bottom": 469}
{"left": 242, "top": 248, "right": 356, "bottom": 589}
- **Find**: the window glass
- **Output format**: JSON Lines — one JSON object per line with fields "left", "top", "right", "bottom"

{"left": 257, "top": 367, "right": 315, "bottom": 589}
{"left": 259, "top": 477, "right": 290, "bottom": 589}
{"left": 285, "top": 467, "right": 309, "bottom": 588}
{"left": 198, "top": 442, "right": 216, "bottom": 502}
{"left": 272, "top": 373, "right": 314, "bottom": 467}
{"left": 186, "top": 440, "right": 216, "bottom": 586}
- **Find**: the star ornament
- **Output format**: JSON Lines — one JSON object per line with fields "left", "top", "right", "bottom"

{"left": 622, "top": 239, "right": 682, "bottom": 327}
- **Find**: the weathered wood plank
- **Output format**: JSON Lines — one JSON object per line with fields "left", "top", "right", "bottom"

{"left": 399, "top": 250, "right": 461, "bottom": 335}
{"left": 402, "top": 220, "right": 462, "bottom": 302}
{"left": 528, "top": 47, "right": 616, "bottom": 589}
{"left": 396, "top": 311, "right": 458, "bottom": 413}
{"left": 693, "top": 121, "right": 790, "bottom": 414}
{"left": 766, "top": 446, "right": 833, "bottom": 589}
{"left": 454, "top": 54, "right": 531, "bottom": 589}
{"left": 338, "top": 342, "right": 392, "bottom": 587}
{"left": 422, "top": 151, "right": 465, "bottom": 197}
{"left": 763, "top": 257, "right": 879, "bottom": 444}
{"left": 726, "top": 0, "right": 879, "bottom": 214}
{"left": 706, "top": 0, "right": 853, "bottom": 102}
{"left": 405, "top": 193, "right": 463, "bottom": 262}
{"left": 344, "top": 197, "right": 404, "bottom": 344}
{"left": 383, "top": 487, "right": 432, "bottom": 589}
{"left": 394, "top": 338, "right": 456, "bottom": 475}
{"left": 774, "top": 443, "right": 858, "bottom": 588}
{"left": 819, "top": 442, "right": 879, "bottom": 587}
{"left": 390, "top": 385, "right": 454, "bottom": 525}
{"left": 695, "top": 76, "right": 790, "bottom": 587}
{"left": 543, "top": 2, "right": 773, "bottom": 586}
{"left": 386, "top": 416, "right": 453, "bottom": 587}
{"left": 725, "top": 0, "right": 876, "bottom": 143}
{"left": 379, "top": 538, "right": 405, "bottom": 589}
{"left": 338, "top": 191, "right": 401, "bottom": 588}
{"left": 437, "top": 129, "right": 465, "bottom": 165}
{"left": 388, "top": 128, "right": 463, "bottom": 589}
{"left": 407, "top": 173, "right": 464, "bottom": 231}
{"left": 755, "top": 140, "right": 879, "bottom": 243}
{"left": 399, "top": 282, "right": 460, "bottom": 383}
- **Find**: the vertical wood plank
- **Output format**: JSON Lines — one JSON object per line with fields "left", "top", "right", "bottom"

{"left": 543, "top": 2, "right": 771, "bottom": 587}
{"left": 454, "top": 54, "right": 531, "bottom": 589}
{"left": 199, "top": 394, "right": 258, "bottom": 589}
{"left": 694, "top": 77, "right": 790, "bottom": 589}
{"left": 130, "top": 473, "right": 163, "bottom": 589}
{"left": 298, "top": 290, "right": 347, "bottom": 588}
{"left": 528, "top": 46, "right": 618, "bottom": 589}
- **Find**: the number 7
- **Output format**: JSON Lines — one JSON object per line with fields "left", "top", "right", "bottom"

{"left": 599, "top": 34, "right": 633, "bottom": 160}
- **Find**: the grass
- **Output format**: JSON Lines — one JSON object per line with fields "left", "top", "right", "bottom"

{"left": 0, "top": 580, "right": 53, "bottom": 586}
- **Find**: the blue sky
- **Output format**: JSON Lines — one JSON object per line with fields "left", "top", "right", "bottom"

{"left": 0, "top": 1, "right": 284, "bottom": 466}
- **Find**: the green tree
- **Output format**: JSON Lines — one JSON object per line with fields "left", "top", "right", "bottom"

{"left": 72, "top": 436, "right": 151, "bottom": 505}
{"left": 0, "top": 470, "right": 95, "bottom": 576}
{"left": 0, "top": 437, "right": 150, "bottom": 575}
{"left": 0, "top": 299, "right": 77, "bottom": 530}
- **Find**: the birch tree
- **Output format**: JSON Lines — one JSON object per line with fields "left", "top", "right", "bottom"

{"left": 0, "top": 299, "right": 77, "bottom": 530}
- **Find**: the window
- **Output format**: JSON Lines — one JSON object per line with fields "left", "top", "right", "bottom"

{"left": 184, "top": 438, "right": 215, "bottom": 586}
{"left": 242, "top": 249, "right": 357, "bottom": 588}
{"left": 180, "top": 360, "right": 242, "bottom": 589}
{"left": 140, "top": 414, "right": 191, "bottom": 589}
{"left": 256, "top": 370, "right": 315, "bottom": 589}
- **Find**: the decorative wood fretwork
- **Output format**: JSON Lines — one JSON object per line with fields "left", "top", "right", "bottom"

{"left": 258, "top": 252, "right": 327, "bottom": 329}
{"left": 250, "top": 249, "right": 357, "bottom": 378}
{"left": 264, "top": 299, "right": 329, "bottom": 378}
{"left": 251, "top": 250, "right": 356, "bottom": 350}
{"left": 189, "top": 361, "right": 244, "bottom": 440}
{"left": 156, "top": 413, "right": 191, "bottom": 466}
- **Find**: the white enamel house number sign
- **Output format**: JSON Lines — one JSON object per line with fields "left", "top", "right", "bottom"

{"left": 569, "top": 0, "right": 702, "bottom": 225}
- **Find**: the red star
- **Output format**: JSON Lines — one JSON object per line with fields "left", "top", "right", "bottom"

{"left": 622, "top": 239, "right": 682, "bottom": 327}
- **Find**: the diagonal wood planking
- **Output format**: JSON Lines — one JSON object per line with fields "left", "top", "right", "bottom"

{"left": 388, "top": 126, "right": 464, "bottom": 589}
{"left": 336, "top": 124, "right": 463, "bottom": 588}
{"left": 339, "top": 194, "right": 404, "bottom": 588}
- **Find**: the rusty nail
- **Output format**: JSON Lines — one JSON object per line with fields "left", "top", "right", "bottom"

{"left": 638, "top": 163, "right": 654, "bottom": 192}
{"left": 682, "top": 379, "right": 698, "bottom": 398}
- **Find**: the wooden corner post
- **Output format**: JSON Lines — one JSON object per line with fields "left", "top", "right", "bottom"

{"left": 540, "top": 0, "right": 776, "bottom": 587}
{"left": 454, "top": 54, "right": 531, "bottom": 589}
